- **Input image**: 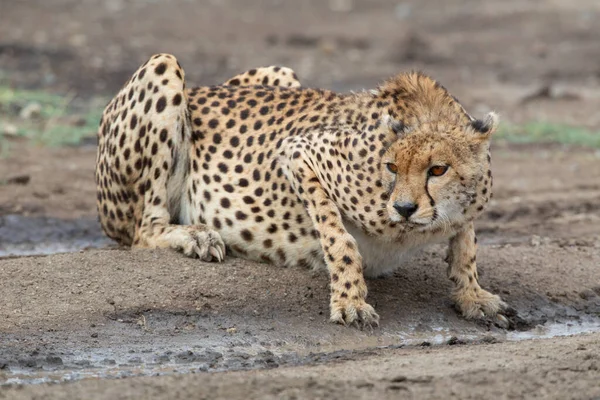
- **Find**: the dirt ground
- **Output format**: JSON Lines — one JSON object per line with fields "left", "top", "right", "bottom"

{"left": 1, "top": 0, "right": 600, "bottom": 398}
{"left": 2, "top": 334, "right": 600, "bottom": 400}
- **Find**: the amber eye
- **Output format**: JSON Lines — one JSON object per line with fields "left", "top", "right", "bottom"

{"left": 386, "top": 163, "right": 398, "bottom": 174}
{"left": 428, "top": 165, "right": 448, "bottom": 177}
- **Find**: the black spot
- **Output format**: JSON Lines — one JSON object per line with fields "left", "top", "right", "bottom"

{"left": 217, "top": 163, "right": 228, "bottom": 173}
{"left": 240, "top": 230, "right": 253, "bottom": 241}
{"left": 154, "top": 63, "right": 167, "bottom": 75}
{"left": 159, "top": 129, "right": 168, "bottom": 142}
{"left": 235, "top": 211, "right": 248, "bottom": 220}
{"left": 156, "top": 96, "right": 167, "bottom": 113}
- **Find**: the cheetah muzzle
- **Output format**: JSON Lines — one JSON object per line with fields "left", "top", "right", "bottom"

{"left": 96, "top": 53, "right": 510, "bottom": 329}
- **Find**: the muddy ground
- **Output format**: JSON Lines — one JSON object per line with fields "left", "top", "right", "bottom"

{"left": 1, "top": 0, "right": 600, "bottom": 398}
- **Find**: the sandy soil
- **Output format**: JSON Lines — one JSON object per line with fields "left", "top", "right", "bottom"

{"left": 1, "top": 0, "right": 600, "bottom": 398}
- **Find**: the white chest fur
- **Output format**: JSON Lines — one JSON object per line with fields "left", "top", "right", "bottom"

{"left": 344, "top": 221, "right": 451, "bottom": 278}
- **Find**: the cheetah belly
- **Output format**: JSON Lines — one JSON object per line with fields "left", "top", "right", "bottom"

{"left": 345, "top": 222, "right": 449, "bottom": 278}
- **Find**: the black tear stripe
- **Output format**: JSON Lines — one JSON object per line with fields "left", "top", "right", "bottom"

{"left": 387, "top": 179, "right": 396, "bottom": 197}
{"left": 425, "top": 177, "right": 436, "bottom": 221}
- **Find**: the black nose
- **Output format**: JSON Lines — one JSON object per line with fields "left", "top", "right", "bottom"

{"left": 393, "top": 202, "right": 418, "bottom": 219}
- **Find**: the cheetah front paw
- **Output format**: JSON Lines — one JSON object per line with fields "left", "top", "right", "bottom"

{"left": 330, "top": 295, "right": 380, "bottom": 329}
{"left": 175, "top": 226, "right": 226, "bottom": 262}
{"left": 454, "top": 288, "right": 510, "bottom": 328}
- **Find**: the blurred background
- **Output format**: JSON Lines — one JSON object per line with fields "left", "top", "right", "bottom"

{"left": 2, "top": 0, "right": 600, "bottom": 127}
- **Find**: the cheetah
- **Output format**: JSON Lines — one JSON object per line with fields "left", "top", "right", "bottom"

{"left": 96, "top": 53, "right": 509, "bottom": 328}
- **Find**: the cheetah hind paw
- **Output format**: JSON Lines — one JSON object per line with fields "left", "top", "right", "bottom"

{"left": 176, "top": 227, "right": 226, "bottom": 262}
{"left": 330, "top": 297, "right": 380, "bottom": 330}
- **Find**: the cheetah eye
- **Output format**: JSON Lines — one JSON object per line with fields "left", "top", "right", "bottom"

{"left": 386, "top": 163, "right": 398, "bottom": 174}
{"left": 428, "top": 165, "right": 448, "bottom": 177}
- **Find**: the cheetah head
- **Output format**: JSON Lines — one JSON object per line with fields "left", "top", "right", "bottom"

{"left": 380, "top": 112, "right": 498, "bottom": 230}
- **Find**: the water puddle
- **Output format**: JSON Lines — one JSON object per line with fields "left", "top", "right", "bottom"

{"left": 506, "top": 318, "right": 600, "bottom": 341}
{"left": 0, "top": 215, "right": 111, "bottom": 257}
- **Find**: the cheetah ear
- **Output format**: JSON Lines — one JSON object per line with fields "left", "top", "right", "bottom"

{"left": 383, "top": 115, "right": 412, "bottom": 139}
{"left": 468, "top": 112, "right": 499, "bottom": 139}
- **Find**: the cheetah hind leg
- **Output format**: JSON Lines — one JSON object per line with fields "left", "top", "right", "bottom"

{"left": 223, "top": 66, "right": 301, "bottom": 88}
{"left": 96, "top": 53, "right": 225, "bottom": 262}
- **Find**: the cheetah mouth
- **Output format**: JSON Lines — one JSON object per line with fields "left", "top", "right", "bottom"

{"left": 393, "top": 219, "right": 430, "bottom": 230}
{"left": 406, "top": 215, "right": 435, "bottom": 225}
{"left": 389, "top": 215, "right": 431, "bottom": 227}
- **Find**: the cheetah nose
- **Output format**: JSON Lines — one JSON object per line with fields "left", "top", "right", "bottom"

{"left": 393, "top": 202, "right": 418, "bottom": 219}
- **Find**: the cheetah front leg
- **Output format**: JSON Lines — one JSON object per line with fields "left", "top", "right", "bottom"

{"left": 280, "top": 146, "right": 379, "bottom": 328}
{"left": 447, "top": 222, "right": 509, "bottom": 327}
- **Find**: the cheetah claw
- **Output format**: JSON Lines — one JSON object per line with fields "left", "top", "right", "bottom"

{"left": 494, "top": 313, "right": 510, "bottom": 329}
{"left": 330, "top": 299, "right": 380, "bottom": 329}
{"left": 190, "top": 230, "right": 226, "bottom": 262}
{"left": 455, "top": 290, "right": 513, "bottom": 329}
{"left": 197, "top": 241, "right": 225, "bottom": 262}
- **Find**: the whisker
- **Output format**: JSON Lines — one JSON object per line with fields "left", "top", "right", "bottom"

{"left": 437, "top": 210, "right": 452, "bottom": 235}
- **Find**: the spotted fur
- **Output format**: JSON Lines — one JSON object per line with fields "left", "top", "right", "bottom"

{"left": 96, "top": 54, "right": 508, "bottom": 328}
{"left": 224, "top": 66, "right": 301, "bottom": 88}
